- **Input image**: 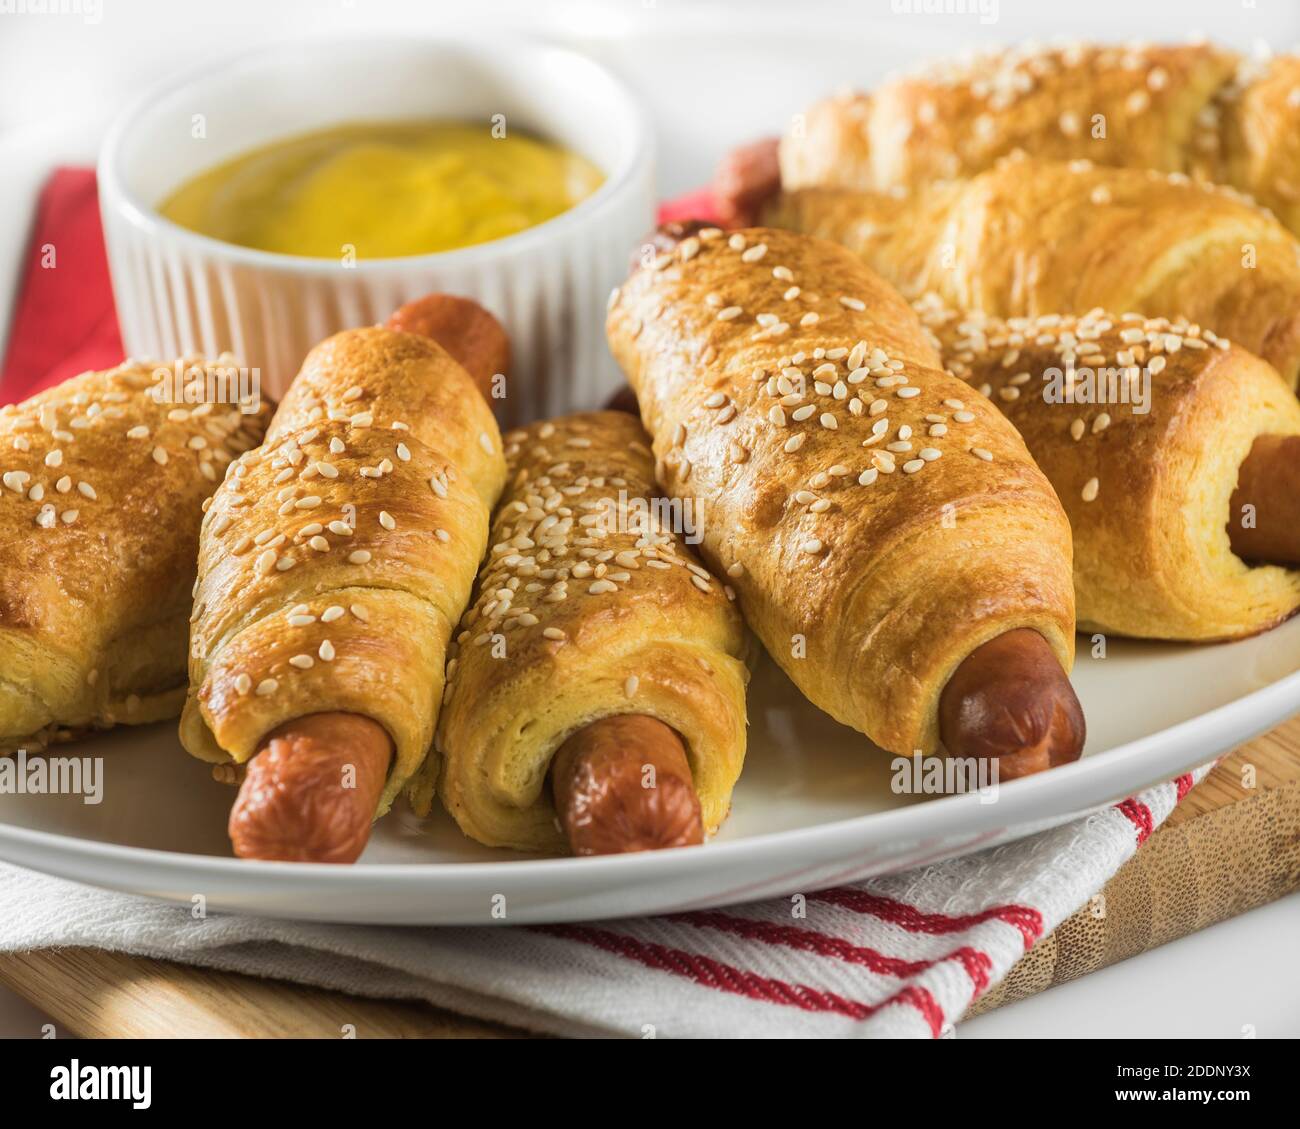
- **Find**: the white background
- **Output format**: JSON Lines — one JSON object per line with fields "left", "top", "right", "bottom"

{"left": 0, "top": 0, "right": 1298, "bottom": 1038}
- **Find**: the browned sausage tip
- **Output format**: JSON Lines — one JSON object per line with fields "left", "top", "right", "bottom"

{"left": 550, "top": 714, "right": 703, "bottom": 855}
{"left": 1229, "top": 434, "right": 1300, "bottom": 566}
{"left": 939, "top": 628, "right": 1086, "bottom": 781}
{"left": 712, "top": 136, "right": 781, "bottom": 228}
{"left": 386, "top": 293, "right": 510, "bottom": 401}
{"left": 228, "top": 712, "right": 393, "bottom": 863}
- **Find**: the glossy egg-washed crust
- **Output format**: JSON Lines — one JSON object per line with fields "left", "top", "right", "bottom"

{"left": 427, "top": 410, "right": 750, "bottom": 852}
{"left": 606, "top": 227, "right": 1076, "bottom": 757}
{"left": 780, "top": 42, "right": 1300, "bottom": 235}
{"left": 0, "top": 359, "right": 270, "bottom": 753}
{"left": 180, "top": 328, "right": 506, "bottom": 816}
{"left": 765, "top": 155, "right": 1300, "bottom": 391}
{"left": 916, "top": 299, "right": 1300, "bottom": 641}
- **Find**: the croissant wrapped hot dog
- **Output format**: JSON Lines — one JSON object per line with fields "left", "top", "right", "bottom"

{"left": 607, "top": 225, "right": 1083, "bottom": 777}
{"left": 424, "top": 410, "right": 750, "bottom": 854}
{"left": 181, "top": 311, "right": 507, "bottom": 861}
{"left": 916, "top": 298, "right": 1300, "bottom": 641}
{"left": 778, "top": 42, "right": 1300, "bottom": 236}
{"left": 763, "top": 156, "right": 1300, "bottom": 390}
{"left": 0, "top": 358, "right": 269, "bottom": 753}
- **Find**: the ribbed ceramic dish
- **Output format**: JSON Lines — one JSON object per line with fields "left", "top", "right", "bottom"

{"left": 98, "top": 36, "right": 656, "bottom": 424}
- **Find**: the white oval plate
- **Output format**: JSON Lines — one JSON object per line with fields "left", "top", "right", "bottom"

{"left": 1, "top": 619, "right": 1297, "bottom": 924}
{"left": 2, "top": 91, "right": 1298, "bottom": 927}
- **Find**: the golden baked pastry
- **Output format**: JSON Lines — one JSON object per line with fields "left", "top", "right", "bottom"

{"left": 606, "top": 226, "right": 1077, "bottom": 759}
{"left": 428, "top": 410, "right": 750, "bottom": 852}
{"left": 0, "top": 357, "right": 269, "bottom": 753}
{"left": 180, "top": 327, "right": 506, "bottom": 817}
{"left": 765, "top": 155, "right": 1300, "bottom": 389}
{"left": 781, "top": 42, "right": 1300, "bottom": 234}
{"left": 916, "top": 298, "right": 1300, "bottom": 641}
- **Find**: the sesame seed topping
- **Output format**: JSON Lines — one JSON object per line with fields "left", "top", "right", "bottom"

{"left": 255, "top": 678, "right": 278, "bottom": 696}
{"left": 1081, "top": 477, "right": 1100, "bottom": 502}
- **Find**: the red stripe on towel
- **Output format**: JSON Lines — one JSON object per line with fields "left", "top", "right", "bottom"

{"left": 809, "top": 889, "right": 1045, "bottom": 951}
{"left": 534, "top": 923, "right": 944, "bottom": 1035}
{"left": 1115, "top": 797, "right": 1155, "bottom": 844}
{"left": 670, "top": 910, "right": 993, "bottom": 994}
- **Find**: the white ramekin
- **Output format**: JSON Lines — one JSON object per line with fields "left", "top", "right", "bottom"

{"left": 98, "top": 37, "right": 655, "bottom": 424}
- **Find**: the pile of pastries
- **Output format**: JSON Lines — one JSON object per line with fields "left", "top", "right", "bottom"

{"left": 2, "top": 40, "right": 1297, "bottom": 862}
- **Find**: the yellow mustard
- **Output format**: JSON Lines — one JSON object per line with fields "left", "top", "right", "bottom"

{"left": 159, "top": 120, "right": 605, "bottom": 258}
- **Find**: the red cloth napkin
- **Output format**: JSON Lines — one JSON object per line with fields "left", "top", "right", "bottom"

{"left": 0, "top": 168, "right": 124, "bottom": 404}
{"left": 0, "top": 170, "right": 721, "bottom": 407}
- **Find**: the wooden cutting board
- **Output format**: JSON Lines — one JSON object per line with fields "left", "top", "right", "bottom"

{"left": 2, "top": 717, "right": 1298, "bottom": 1038}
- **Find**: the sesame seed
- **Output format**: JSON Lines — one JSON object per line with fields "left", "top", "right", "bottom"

{"left": 328, "top": 520, "right": 352, "bottom": 536}
{"left": 858, "top": 468, "right": 878, "bottom": 486}
{"left": 45, "top": 449, "right": 63, "bottom": 467}
{"left": 289, "top": 654, "right": 314, "bottom": 669}
{"left": 435, "top": 529, "right": 450, "bottom": 542}
{"left": 77, "top": 481, "right": 96, "bottom": 499}
{"left": 234, "top": 673, "right": 252, "bottom": 695}
{"left": 801, "top": 538, "right": 823, "bottom": 554}
{"left": 351, "top": 604, "right": 370, "bottom": 621}
{"left": 319, "top": 640, "right": 336, "bottom": 661}
{"left": 588, "top": 579, "right": 617, "bottom": 594}
{"left": 1081, "top": 477, "right": 1100, "bottom": 502}
{"left": 126, "top": 425, "right": 149, "bottom": 439}
{"left": 953, "top": 410, "right": 975, "bottom": 423}
{"left": 1092, "top": 412, "right": 1111, "bottom": 433}
{"left": 728, "top": 233, "right": 746, "bottom": 251}
{"left": 321, "top": 606, "right": 345, "bottom": 623}
{"left": 740, "top": 243, "right": 768, "bottom": 262}
{"left": 543, "top": 627, "right": 566, "bottom": 641}
{"left": 820, "top": 413, "right": 838, "bottom": 430}
{"left": 902, "top": 459, "right": 925, "bottom": 474}
{"left": 60, "top": 509, "right": 78, "bottom": 524}
{"left": 624, "top": 675, "right": 640, "bottom": 698}
{"left": 348, "top": 549, "right": 372, "bottom": 565}
{"left": 717, "top": 306, "right": 743, "bottom": 321}
{"left": 1070, "top": 419, "right": 1086, "bottom": 441}
{"left": 379, "top": 510, "right": 396, "bottom": 530}
{"left": 971, "top": 447, "right": 993, "bottom": 462}
{"left": 896, "top": 387, "right": 920, "bottom": 399}
{"left": 288, "top": 614, "right": 316, "bottom": 627}
{"left": 839, "top": 296, "right": 866, "bottom": 311}
{"left": 151, "top": 447, "right": 167, "bottom": 465}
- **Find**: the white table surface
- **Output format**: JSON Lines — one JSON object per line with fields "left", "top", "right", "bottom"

{"left": 0, "top": 0, "right": 1297, "bottom": 1038}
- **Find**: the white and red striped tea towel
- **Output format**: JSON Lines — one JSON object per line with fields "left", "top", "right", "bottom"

{"left": 0, "top": 764, "right": 1211, "bottom": 1038}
